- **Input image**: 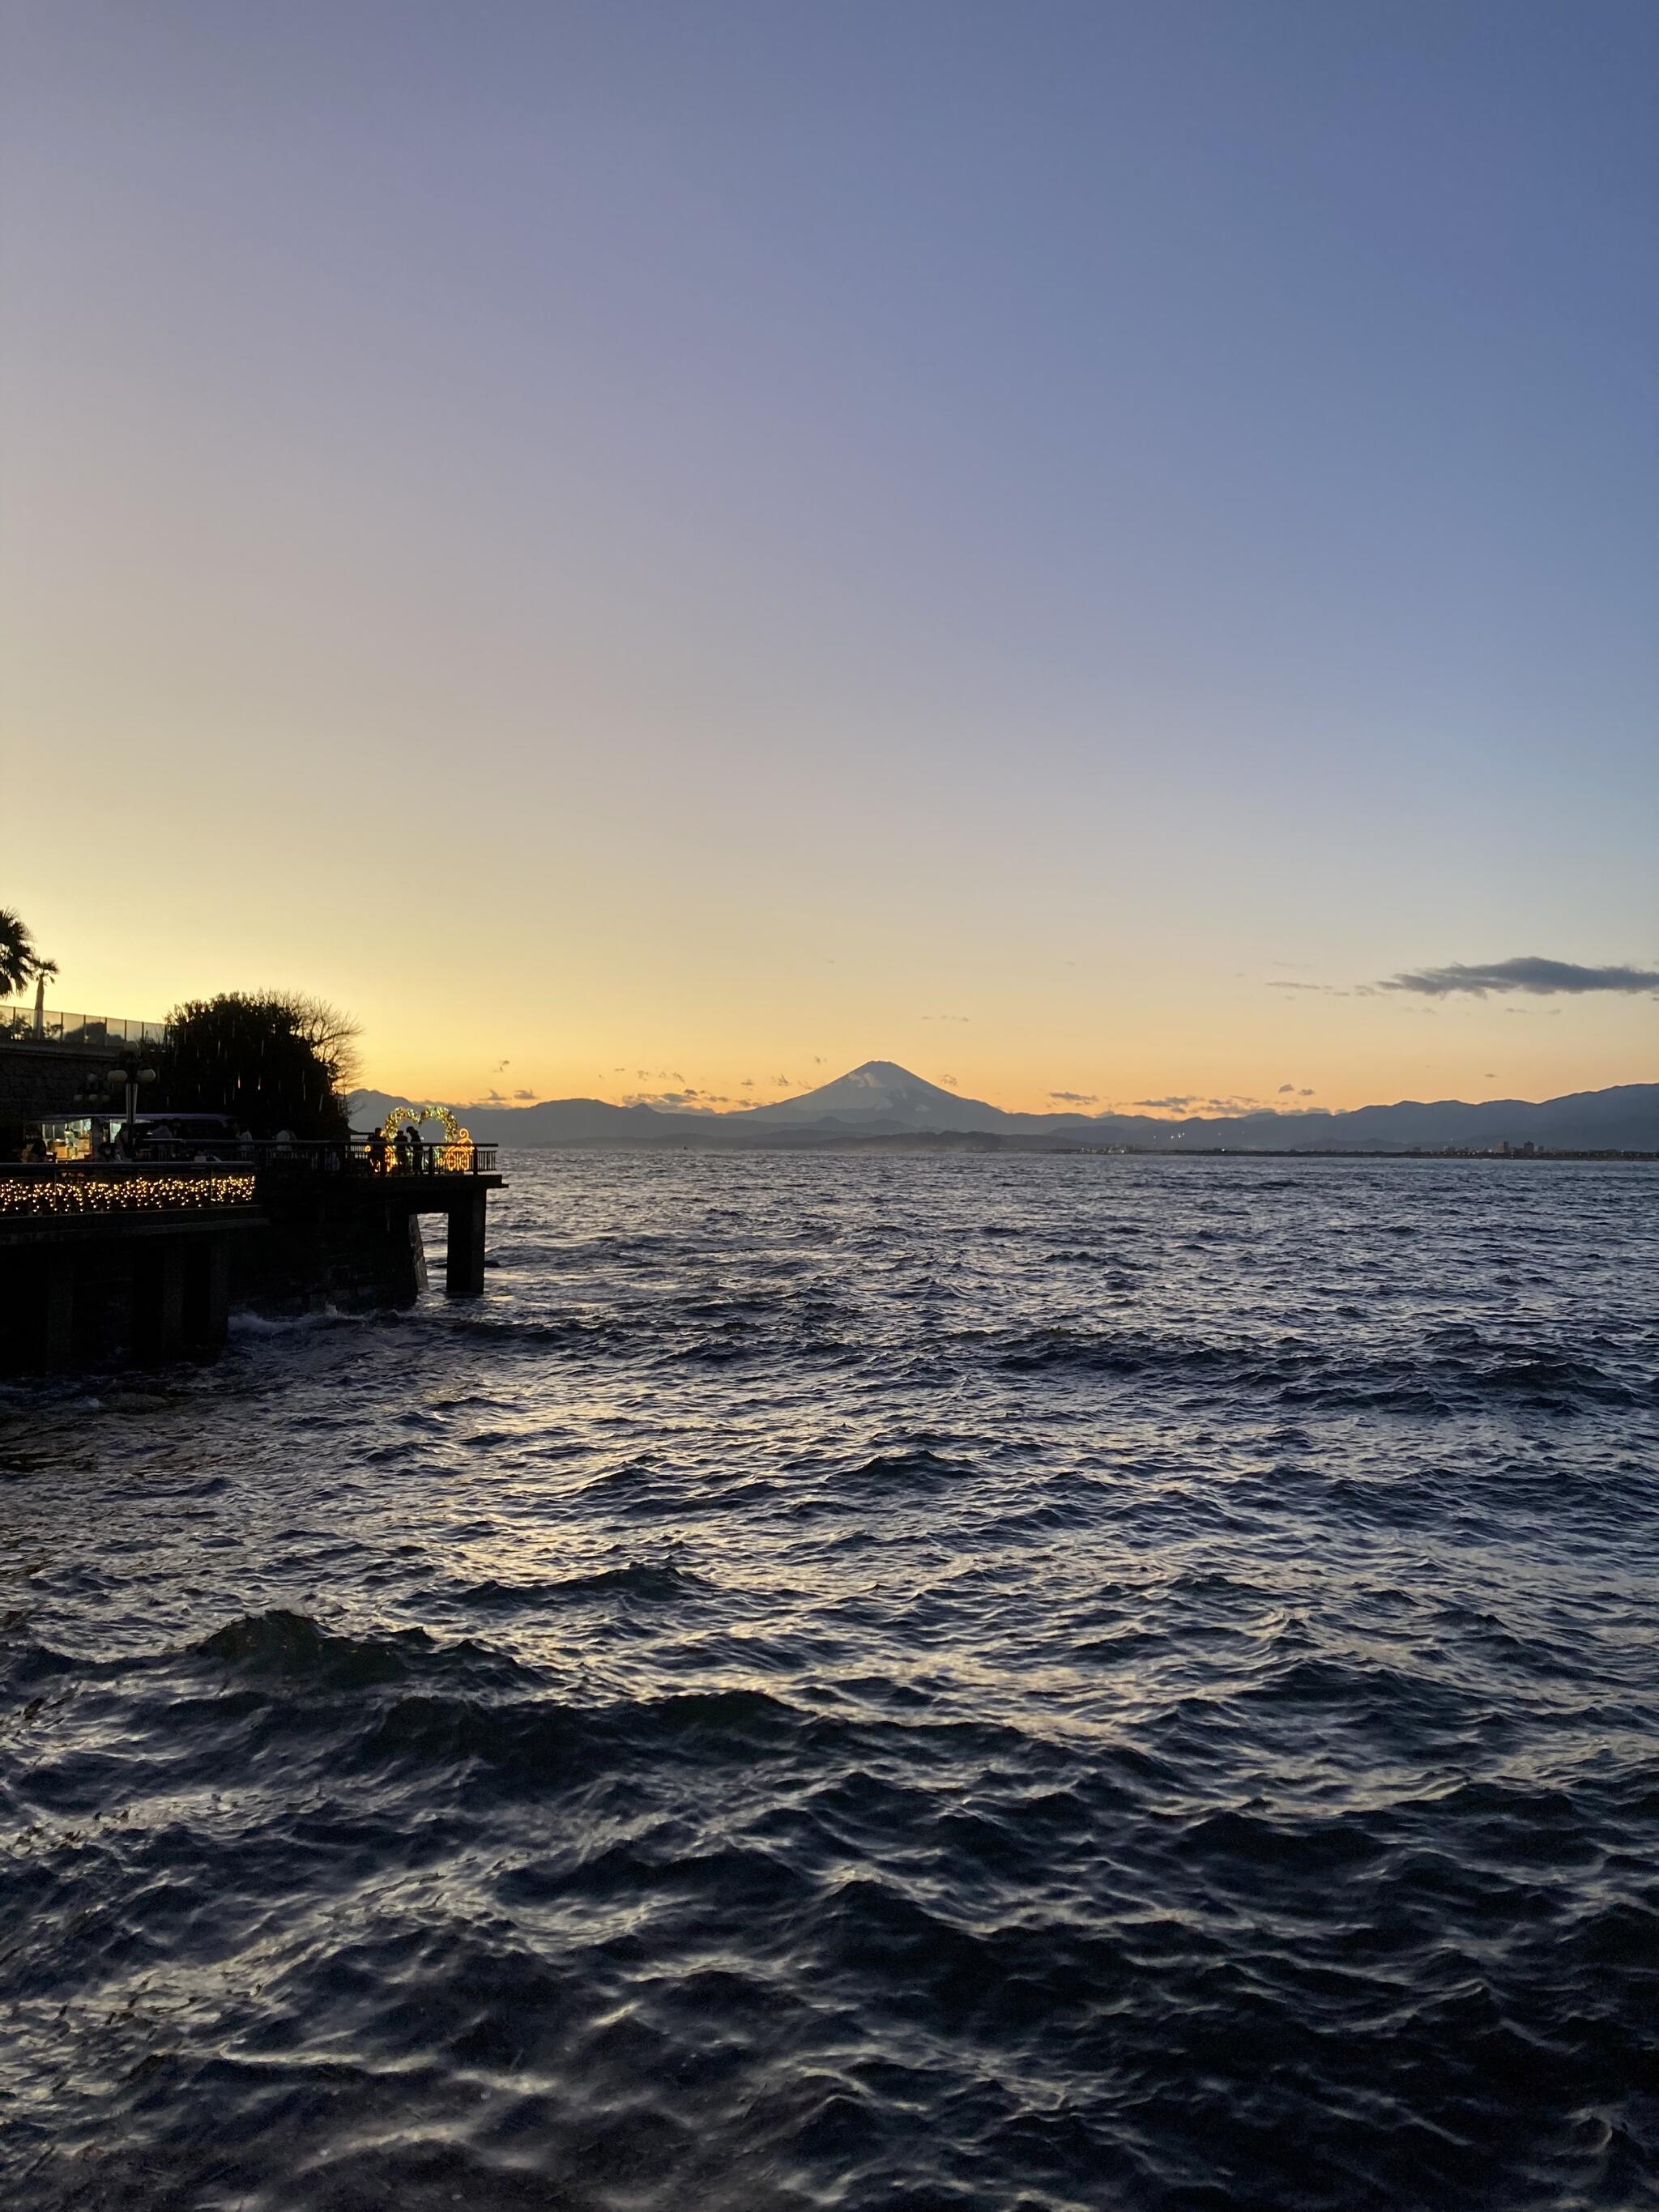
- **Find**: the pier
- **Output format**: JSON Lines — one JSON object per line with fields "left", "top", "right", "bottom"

{"left": 0, "top": 1140, "right": 504, "bottom": 1375}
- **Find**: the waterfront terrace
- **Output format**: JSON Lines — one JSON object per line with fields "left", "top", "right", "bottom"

{"left": 1, "top": 1139, "right": 504, "bottom": 1374}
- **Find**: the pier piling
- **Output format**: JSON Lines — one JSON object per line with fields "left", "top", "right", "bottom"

{"left": 445, "top": 1188, "right": 488, "bottom": 1297}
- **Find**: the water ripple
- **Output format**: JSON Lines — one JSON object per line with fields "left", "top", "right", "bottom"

{"left": 2, "top": 1153, "right": 1657, "bottom": 2210}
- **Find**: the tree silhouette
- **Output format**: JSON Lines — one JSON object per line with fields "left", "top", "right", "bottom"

{"left": 0, "top": 907, "right": 58, "bottom": 999}
{"left": 153, "top": 993, "right": 359, "bottom": 1137}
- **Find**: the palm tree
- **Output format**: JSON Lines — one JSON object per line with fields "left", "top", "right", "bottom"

{"left": 0, "top": 908, "right": 56, "bottom": 999}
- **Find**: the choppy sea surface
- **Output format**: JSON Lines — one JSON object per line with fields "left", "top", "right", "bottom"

{"left": 2, "top": 1152, "right": 1657, "bottom": 2212}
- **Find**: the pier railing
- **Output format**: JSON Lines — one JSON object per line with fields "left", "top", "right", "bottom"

{"left": 1, "top": 1006, "right": 169, "bottom": 1048}
{"left": 269, "top": 1136, "right": 501, "bottom": 1176}
{"left": 3, "top": 1144, "right": 498, "bottom": 1213}
{"left": 5, "top": 1138, "right": 496, "bottom": 1187}
{"left": 16, "top": 1137, "right": 497, "bottom": 1174}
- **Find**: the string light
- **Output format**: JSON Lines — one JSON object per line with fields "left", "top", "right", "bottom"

{"left": 0, "top": 1174, "right": 256, "bottom": 1218}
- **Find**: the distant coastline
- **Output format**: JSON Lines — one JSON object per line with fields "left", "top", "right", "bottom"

{"left": 673, "top": 1132, "right": 1657, "bottom": 1161}
{"left": 351, "top": 1060, "right": 1659, "bottom": 1158}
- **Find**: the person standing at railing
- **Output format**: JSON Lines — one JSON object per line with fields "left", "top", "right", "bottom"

{"left": 394, "top": 1124, "right": 413, "bottom": 1174}
{"left": 367, "top": 1128, "right": 389, "bottom": 1174}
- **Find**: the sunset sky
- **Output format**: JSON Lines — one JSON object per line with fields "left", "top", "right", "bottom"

{"left": 4, "top": 1, "right": 1655, "bottom": 1114}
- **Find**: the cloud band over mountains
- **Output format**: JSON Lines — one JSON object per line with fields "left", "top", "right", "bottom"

{"left": 1380, "top": 957, "right": 1659, "bottom": 999}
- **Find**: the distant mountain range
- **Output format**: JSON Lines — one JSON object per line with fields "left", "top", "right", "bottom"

{"left": 349, "top": 1059, "right": 1659, "bottom": 1153}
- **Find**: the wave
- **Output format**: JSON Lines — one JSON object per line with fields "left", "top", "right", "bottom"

{"left": 227, "top": 1308, "right": 353, "bottom": 1339}
{"left": 358, "top": 1682, "right": 815, "bottom": 1783}
{"left": 990, "top": 1323, "right": 1648, "bottom": 1411}
{"left": 190, "top": 1609, "right": 529, "bottom": 1694}
{"left": 459, "top": 1562, "right": 702, "bottom": 1608}
{"left": 835, "top": 1449, "right": 981, "bottom": 1491}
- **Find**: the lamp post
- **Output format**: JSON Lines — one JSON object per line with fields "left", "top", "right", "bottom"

{"left": 106, "top": 1051, "right": 158, "bottom": 1155}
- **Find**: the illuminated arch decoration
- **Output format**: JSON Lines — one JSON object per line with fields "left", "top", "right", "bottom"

{"left": 382, "top": 1102, "right": 475, "bottom": 1172}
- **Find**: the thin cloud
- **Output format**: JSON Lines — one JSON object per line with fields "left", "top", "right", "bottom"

{"left": 512, "top": 1089, "right": 536, "bottom": 1100}
{"left": 1049, "top": 1090, "right": 1098, "bottom": 1106}
{"left": 1129, "top": 1094, "right": 1269, "bottom": 1116}
{"left": 623, "top": 1089, "right": 731, "bottom": 1112}
{"left": 921, "top": 1013, "right": 970, "bottom": 1023}
{"left": 1266, "top": 980, "right": 1347, "bottom": 995}
{"left": 1380, "top": 957, "right": 1659, "bottom": 997}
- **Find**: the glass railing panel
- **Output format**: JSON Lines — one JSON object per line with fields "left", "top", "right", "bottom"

{"left": 0, "top": 1008, "right": 171, "bottom": 1047}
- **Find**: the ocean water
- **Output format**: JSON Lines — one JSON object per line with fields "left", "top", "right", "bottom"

{"left": 2, "top": 1151, "right": 1657, "bottom": 2212}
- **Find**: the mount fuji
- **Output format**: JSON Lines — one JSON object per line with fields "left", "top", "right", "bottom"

{"left": 740, "top": 1060, "right": 1070, "bottom": 1134}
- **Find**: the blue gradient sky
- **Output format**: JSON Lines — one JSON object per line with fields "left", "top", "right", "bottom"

{"left": 5, "top": 1, "right": 1655, "bottom": 1108}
